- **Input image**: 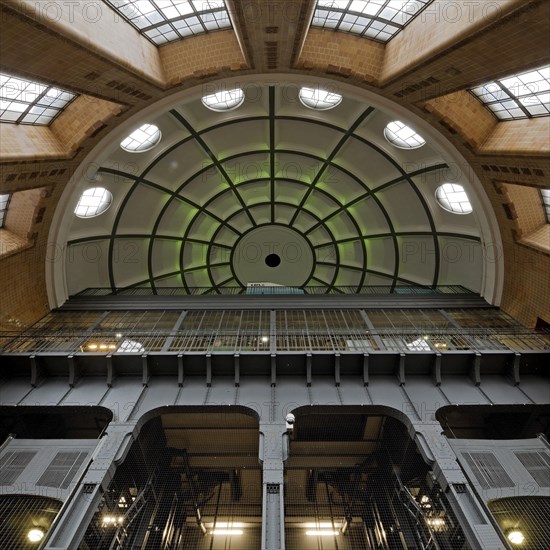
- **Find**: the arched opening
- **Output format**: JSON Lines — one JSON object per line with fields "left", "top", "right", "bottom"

{"left": 82, "top": 407, "right": 261, "bottom": 549}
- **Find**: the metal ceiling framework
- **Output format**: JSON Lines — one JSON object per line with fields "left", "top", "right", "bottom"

{"left": 311, "top": 0, "right": 434, "bottom": 43}
{"left": 102, "top": 0, "right": 232, "bottom": 45}
{"left": 60, "top": 84, "right": 485, "bottom": 298}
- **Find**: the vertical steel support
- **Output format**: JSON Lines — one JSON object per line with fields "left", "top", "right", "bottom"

{"left": 43, "top": 422, "right": 136, "bottom": 550}
{"left": 413, "top": 423, "right": 506, "bottom": 550}
{"left": 259, "top": 422, "right": 287, "bottom": 550}
{"left": 360, "top": 310, "right": 385, "bottom": 350}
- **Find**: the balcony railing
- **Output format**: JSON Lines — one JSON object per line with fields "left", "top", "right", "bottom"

{"left": 74, "top": 285, "right": 475, "bottom": 297}
{"left": 2, "top": 327, "right": 548, "bottom": 355}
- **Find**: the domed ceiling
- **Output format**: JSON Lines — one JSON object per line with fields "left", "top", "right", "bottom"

{"left": 56, "top": 81, "right": 489, "bottom": 298}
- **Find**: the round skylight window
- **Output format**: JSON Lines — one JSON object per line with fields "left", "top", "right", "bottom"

{"left": 299, "top": 87, "right": 343, "bottom": 110}
{"left": 120, "top": 124, "right": 161, "bottom": 152}
{"left": 74, "top": 187, "right": 112, "bottom": 218}
{"left": 384, "top": 121, "right": 426, "bottom": 149}
{"left": 435, "top": 183, "right": 473, "bottom": 214}
{"left": 118, "top": 339, "right": 145, "bottom": 353}
{"left": 201, "top": 88, "right": 245, "bottom": 111}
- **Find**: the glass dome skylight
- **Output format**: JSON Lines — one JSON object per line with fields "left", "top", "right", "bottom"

{"left": 74, "top": 188, "right": 113, "bottom": 218}
{"left": 0, "top": 73, "right": 77, "bottom": 125}
{"left": 312, "top": 0, "right": 434, "bottom": 42}
{"left": 435, "top": 184, "right": 473, "bottom": 215}
{"left": 541, "top": 189, "right": 550, "bottom": 223}
{"left": 0, "top": 194, "right": 11, "bottom": 228}
{"left": 201, "top": 88, "right": 245, "bottom": 111}
{"left": 103, "top": 0, "right": 232, "bottom": 45}
{"left": 470, "top": 65, "right": 550, "bottom": 120}
{"left": 299, "top": 87, "right": 343, "bottom": 110}
{"left": 120, "top": 124, "right": 162, "bottom": 152}
{"left": 384, "top": 120, "right": 426, "bottom": 149}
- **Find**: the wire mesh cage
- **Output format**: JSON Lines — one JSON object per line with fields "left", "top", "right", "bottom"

{"left": 81, "top": 410, "right": 261, "bottom": 549}
{"left": 0, "top": 495, "right": 62, "bottom": 549}
{"left": 284, "top": 411, "right": 470, "bottom": 550}
{"left": 488, "top": 496, "right": 550, "bottom": 549}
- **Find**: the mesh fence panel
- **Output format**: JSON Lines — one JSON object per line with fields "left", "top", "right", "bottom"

{"left": 81, "top": 411, "right": 261, "bottom": 549}
{"left": 0, "top": 495, "right": 62, "bottom": 549}
{"left": 284, "top": 413, "right": 470, "bottom": 550}
{"left": 488, "top": 496, "right": 550, "bottom": 550}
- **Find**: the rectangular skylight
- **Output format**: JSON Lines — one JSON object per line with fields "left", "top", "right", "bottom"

{"left": 541, "top": 189, "right": 550, "bottom": 223}
{"left": 0, "top": 194, "right": 11, "bottom": 227}
{"left": 470, "top": 65, "right": 550, "bottom": 120}
{"left": 0, "top": 74, "right": 77, "bottom": 126}
{"left": 104, "top": 0, "right": 232, "bottom": 45}
{"left": 311, "top": 0, "right": 434, "bottom": 42}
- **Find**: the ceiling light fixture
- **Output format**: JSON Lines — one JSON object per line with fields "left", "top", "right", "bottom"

{"left": 210, "top": 529, "right": 243, "bottom": 535}
{"left": 507, "top": 530, "right": 525, "bottom": 545}
{"left": 27, "top": 528, "right": 44, "bottom": 543}
{"left": 102, "top": 515, "right": 123, "bottom": 526}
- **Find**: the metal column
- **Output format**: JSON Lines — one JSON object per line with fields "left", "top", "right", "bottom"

{"left": 413, "top": 423, "right": 506, "bottom": 550}
{"left": 259, "top": 422, "right": 287, "bottom": 550}
{"left": 42, "top": 422, "right": 136, "bottom": 550}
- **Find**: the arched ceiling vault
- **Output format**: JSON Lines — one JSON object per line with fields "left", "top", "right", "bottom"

{"left": 48, "top": 76, "right": 502, "bottom": 304}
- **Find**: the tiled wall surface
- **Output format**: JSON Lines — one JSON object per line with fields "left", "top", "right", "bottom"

{"left": 160, "top": 31, "right": 246, "bottom": 85}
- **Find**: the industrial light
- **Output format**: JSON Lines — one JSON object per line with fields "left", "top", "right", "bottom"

{"left": 306, "top": 530, "right": 340, "bottom": 536}
{"left": 507, "top": 530, "right": 525, "bottom": 545}
{"left": 261, "top": 336, "right": 269, "bottom": 343}
{"left": 210, "top": 529, "right": 243, "bottom": 535}
{"left": 27, "top": 529, "right": 44, "bottom": 543}
{"left": 304, "top": 522, "right": 339, "bottom": 528}
{"left": 427, "top": 518, "right": 446, "bottom": 528}
{"left": 102, "top": 515, "right": 123, "bottom": 526}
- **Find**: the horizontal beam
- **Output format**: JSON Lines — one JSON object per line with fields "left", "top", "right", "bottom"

{"left": 1, "top": 350, "right": 548, "bottom": 385}
{"left": 60, "top": 294, "right": 490, "bottom": 311}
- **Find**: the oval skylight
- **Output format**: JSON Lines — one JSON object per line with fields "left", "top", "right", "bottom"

{"left": 384, "top": 121, "right": 426, "bottom": 149}
{"left": 299, "top": 87, "right": 343, "bottom": 110}
{"left": 436, "top": 183, "right": 473, "bottom": 214}
{"left": 74, "top": 187, "right": 112, "bottom": 218}
{"left": 118, "top": 339, "right": 145, "bottom": 353}
{"left": 120, "top": 123, "right": 161, "bottom": 152}
{"left": 201, "top": 88, "right": 245, "bottom": 112}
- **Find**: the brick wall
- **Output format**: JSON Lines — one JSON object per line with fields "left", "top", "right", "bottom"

{"left": 297, "top": 28, "right": 384, "bottom": 83}
{"left": 160, "top": 31, "right": 246, "bottom": 86}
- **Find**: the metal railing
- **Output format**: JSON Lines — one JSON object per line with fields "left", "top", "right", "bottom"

{"left": 74, "top": 285, "right": 475, "bottom": 297}
{"left": 2, "top": 327, "right": 548, "bottom": 355}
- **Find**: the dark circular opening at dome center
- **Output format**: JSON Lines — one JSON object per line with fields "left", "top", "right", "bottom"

{"left": 265, "top": 254, "right": 281, "bottom": 268}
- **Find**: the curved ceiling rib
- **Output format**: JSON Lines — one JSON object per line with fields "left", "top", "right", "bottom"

{"left": 62, "top": 84, "right": 484, "bottom": 296}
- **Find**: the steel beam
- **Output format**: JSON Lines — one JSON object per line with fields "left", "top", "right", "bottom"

{"left": 259, "top": 422, "right": 288, "bottom": 550}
